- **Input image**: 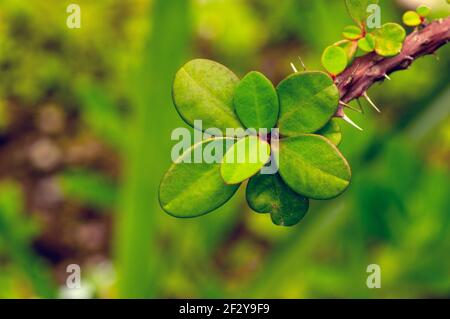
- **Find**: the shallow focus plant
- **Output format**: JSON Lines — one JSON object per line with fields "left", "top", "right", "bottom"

{"left": 159, "top": 59, "right": 350, "bottom": 226}
{"left": 159, "top": 0, "right": 449, "bottom": 226}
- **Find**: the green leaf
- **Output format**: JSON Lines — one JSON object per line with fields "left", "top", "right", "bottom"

{"left": 402, "top": 11, "right": 422, "bottom": 27}
{"left": 345, "top": 0, "right": 379, "bottom": 27}
{"left": 246, "top": 174, "right": 309, "bottom": 226}
{"left": 276, "top": 134, "right": 351, "bottom": 200}
{"left": 372, "top": 23, "right": 406, "bottom": 57}
{"left": 159, "top": 138, "right": 240, "bottom": 217}
{"left": 342, "top": 25, "right": 363, "bottom": 40}
{"left": 316, "top": 119, "right": 342, "bottom": 146}
{"left": 221, "top": 135, "right": 271, "bottom": 185}
{"left": 337, "top": 40, "right": 358, "bottom": 62}
{"left": 172, "top": 59, "right": 243, "bottom": 133}
{"left": 321, "top": 46, "right": 348, "bottom": 76}
{"left": 234, "top": 71, "right": 279, "bottom": 130}
{"left": 416, "top": 5, "right": 430, "bottom": 17}
{"left": 277, "top": 72, "right": 339, "bottom": 136}
{"left": 357, "top": 33, "right": 375, "bottom": 52}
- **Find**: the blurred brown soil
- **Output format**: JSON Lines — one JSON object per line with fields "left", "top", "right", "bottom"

{"left": 0, "top": 99, "right": 120, "bottom": 284}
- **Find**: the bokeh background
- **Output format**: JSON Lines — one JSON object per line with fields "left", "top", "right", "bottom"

{"left": 0, "top": 0, "right": 449, "bottom": 298}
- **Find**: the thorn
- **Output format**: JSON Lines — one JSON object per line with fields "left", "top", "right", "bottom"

{"left": 363, "top": 92, "right": 381, "bottom": 113}
{"left": 339, "top": 101, "right": 362, "bottom": 113}
{"left": 356, "top": 98, "right": 365, "bottom": 114}
{"left": 344, "top": 76, "right": 353, "bottom": 86}
{"left": 342, "top": 115, "right": 364, "bottom": 131}
{"left": 350, "top": 61, "right": 361, "bottom": 77}
{"left": 290, "top": 62, "right": 298, "bottom": 73}
{"left": 405, "top": 55, "right": 414, "bottom": 61}
{"left": 298, "top": 56, "right": 307, "bottom": 71}
{"left": 335, "top": 106, "right": 345, "bottom": 118}
{"left": 383, "top": 74, "right": 391, "bottom": 81}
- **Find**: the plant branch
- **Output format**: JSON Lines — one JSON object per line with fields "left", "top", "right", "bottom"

{"left": 335, "top": 16, "right": 450, "bottom": 108}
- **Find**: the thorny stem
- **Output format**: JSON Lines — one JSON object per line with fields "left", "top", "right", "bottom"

{"left": 334, "top": 16, "right": 450, "bottom": 115}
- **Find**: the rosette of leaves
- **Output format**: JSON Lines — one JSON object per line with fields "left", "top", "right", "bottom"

{"left": 322, "top": 0, "right": 407, "bottom": 75}
{"left": 159, "top": 59, "right": 352, "bottom": 226}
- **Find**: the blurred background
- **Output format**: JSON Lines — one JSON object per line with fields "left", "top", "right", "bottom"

{"left": 0, "top": 0, "right": 449, "bottom": 298}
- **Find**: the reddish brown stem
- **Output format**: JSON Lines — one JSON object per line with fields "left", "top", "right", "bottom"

{"left": 335, "top": 16, "right": 450, "bottom": 105}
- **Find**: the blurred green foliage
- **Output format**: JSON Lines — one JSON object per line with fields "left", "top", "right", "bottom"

{"left": 0, "top": 181, "right": 55, "bottom": 298}
{"left": 0, "top": 0, "right": 449, "bottom": 299}
{"left": 59, "top": 169, "right": 117, "bottom": 210}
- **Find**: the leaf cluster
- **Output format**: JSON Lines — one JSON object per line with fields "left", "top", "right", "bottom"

{"left": 321, "top": 0, "right": 407, "bottom": 76}
{"left": 160, "top": 59, "right": 351, "bottom": 226}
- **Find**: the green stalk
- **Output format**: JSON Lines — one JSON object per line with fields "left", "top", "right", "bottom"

{"left": 115, "top": 0, "right": 191, "bottom": 298}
